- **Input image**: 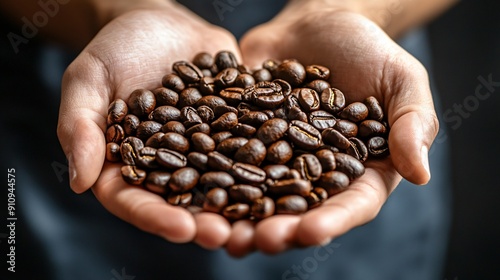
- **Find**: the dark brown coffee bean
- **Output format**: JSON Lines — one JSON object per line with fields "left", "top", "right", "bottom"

{"left": 305, "top": 79, "right": 331, "bottom": 95}
{"left": 305, "top": 64, "right": 330, "bottom": 81}
{"left": 309, "top": 110, "right": 337, "bottom": 131}
{"left": 230, "top": 123, "right": 256, "bottom": 138}
{"left": 160, "top": 132, "right": 190, "bottom": 154}
{"left": 167, "top": 192, "right": 192, "bottom": 207}
{"left": 284, "top": 95, "right": 308, "bottom": 122}
{"left": 197, "top": 105, "right": 215, "bottom": 123}
{"left": 120, "top": 137, "right": 144, "bottom": 165}
{"left": 229, "top": 185, "right": 263, "bottom": 203}
{"left": 236, "top": 102, "right": 260, "bottom": 116}
{"left": 180, "top": 106, "right": 202, "bottom": 127}
{"left": 149, "top": 106, "right": 181, "bottom": 124}
{"left": 192, "top": 52, "right": 214, "bottom": 69}
{"left": 273, "top": 108, "right": 287, "bottom": 119}
{"left": 106, "top": 142, "right": 121, "bottom": 162}
{"left": 187, "top": 152, "right": 208, "bottom": 171}
{"left": 293, "top": 154, "right": 322, "bottom": 181}
{"left": 106, "top": 124, "right": 125, "bottom": 144}
{"left": 346, "top": 137, "right": 368, "bottom": 162}
{"left": 339, "top": 102, "right": 369, "bottom": 122}
{"left": 207, "top": 151, "right": 234, "bottom": 172}
{"left": 223, "top": 203, "right": 250, "bottom": 220}
{"left": 107, "top": 99, "right": 128, "bottom": 125}
{"left": 152, "top": 87, "right": 179, "bottom": 107}
{"left": 266, "top": 140, "right": 293, "bottom": 164}
{"left": 136, "top": 121, "right": 162, "bottom": 140}
{"left": 262, "top": 59, "right": 280, "bottom": 72}
{"left": 296, "top": 88, "right": 320, "bottom": 112}
{"left": 199, "top": 76, "right": 216, "bottom": 95}
{"left": 263, "top": 165, "right": 290, "bottom": 180}
{"left": 127, "top": 89, "right": 156, "bottom": 118}
{"left": 123, "top": 114, "right": 140, "bottom": 136}
{"left": 145, "top": 171, "right": 171, "bottom": 194}
{"left": 272, "top": 79, "right": 292, "bottom": 96}
{"left": 315, "top": 149, "right": 336, "bottom": 172}
{"left": 199, "top": 171, "right": 235, "bottom": 189}
{"left": 178, "top": 88, "right": 202, "bottom": 108}
{"left": 219, "top": 87, "right": 244, "bottom": 106}
{"left": 251, "top": 197, "right": 275, "bottom": 219}
{"left": 334, "top": 120, "right": 358, "bottom": 138}
{"left": 252, "top": 68, "right": 272, "bottom": 82}
{"left": 273, "top": 60, "right": 306, "bottom": 87}
{"left": 288, "top": 120, "right": 322, "bottom": 150}
{"left": 317, "top": 171, "right": 350, "bottom": 196}
{"left": 238, "top": 111, "right": 269, "bottom": 127}
{"left": 203, "top": 187, "right": 228, "bottom": 213}
{"left": 211, "top": 112, "right": 238, "bottom": 131}
{"left": 276, "top": 195, "right": 308, "bottom": 215}
{"left": 364, "top": 96, "right": 384, "bottom": 121}
{"left": 234, "top": 138, "right": 266, "bottom": 166}
{"left": 191, "top": 132, "right": 216, "bottom": 153}
{"left": 121, "top": 165, "right": 146, "bottom": 185}
{"left": 156, "top": 148, "right": 187, "bottom": 169}
{"left": 367, "top": 136, "right": 390, "bottom": 157}
{"left": 162, "top": 73, "right": 185, "bottom": 93}
{"left": 214, "top": 51, "right": 238, "bottom": 70}
{"left": 320, "top": 88, "right": 345, "bottom": 114}
{"left": 169, "top": 167, "right": 199, "bottom": 192}
{"left": 358, "top": 120, "right": 387, "bottom": 138}
{"left": 234, "top": 73, "right": 255, "bottom": 88}
{"left": 184, "top": 123, "right": 211, "bottom": 139}
{"left": 237, "top": 64, "right": 251, "bottom": 74}
{"left": 211, "top": 131, "right": 233, "bottom": 145}
{"left": 216, "top": 137, "right": 248, "bottom": 156}
{"left": 256, "top": 118, "right": 288, "bottom": 145}
{"left": 246, "top": 81, "right": 285, "bottom": 109}
{"left": 334, "top": 153, "right": 365, "bottom": 180}
{"left": 213, "top": 105, "right": 238, "bottom": 118}
{"left": 136, "top": 147, "right": 158, "bottom": 169}
{"left": 231, "top": 163, "right": 266, "bottom": 184}
{"left": 321, "top": 128, "right": 351, "bottom": 150}
{"left": 196, "top": 95, "right": 227, "bottom": 110}
{"left": 305, "top": 187, "right": 328, "bottom": 209}
{"left": 215, "top": 67, "right": 239, "bottom": 88}
{"left": 161, "top": 121, "right": 185, "bottom": 135}
{"left": 172, "top": 61, "right": 203, "bottom": 84}
{"left": 268, "top": 178, "right": 312, "bottom": 197}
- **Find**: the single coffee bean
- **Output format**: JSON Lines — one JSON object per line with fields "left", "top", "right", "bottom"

{"left": 196, "top": 95, "right": 227, "bottom": 109}
{"left": 222, "top": 203, "right": 250, "bottom": 220}
{"left": 187, "top": 152, "right": 208, "bottom": 171}
{"left": 253, "top": 68, "right": 273, "bottom": 82}
{"left": 339, "top": 102, "right": 369, "bottom": 122}
{"left": 149, "top": 106, "right": 181, "bottom": 124}
{"left": 216, "top": 137, "right": 248, "bottom": 156}
{"left": 215, "top": 67, "right": 239, "bottom": 88}
{"left": 231, "top": 123, "right": 257, "bottom": 138}
{"left": 152, "top": 87, "right": 179, "bottom": 107}
{"left": 169, "top": 167, "right": 199, "bottom": 192}
{"left": 106, "top": 142, "right": 121, "bottom": 162}
{"left": 305, "top": 187, "right": 328, "bottom": 209}
{"left": 334, "top": 153, "right": 365, "bottom": 180}
{"left": 315, "top": 149, "right": 336, "bottom": 172}
{"left": 211, "top": 131, "right": 233, "bottom": 145}
{"left": 120, "top": 137, "right": 144, "bottom": 165}
{"left": 346, "top": 137, "right": 369, "bottom": 162}
{"left": 160, "top": 132, "right": 190, "bottom": 154}
{"left": 263, "top": 165, "right": 290, "bottom": 180}
{"left": 317, "top": 171, "right": 350, "bottom": 196}
{"left": 161, "top": 121, "right": 185, "bottom": 135}
{"left": 231, "top": 163, "right": 266, "bottom": 184}
{"left": 293, "top": 154, "right": 322, "bottom": 181}
{"left": 256, "top": 118, "right": 288, "bottom": 145}
{"left": 197, "top": 105, "right": 215, "bottom": 123}
{"left": 180, "top": 106, "right": 202, "bottom": 127}
{"left": 296, "top": 88, "right": 320, "bottom": 112}
{"left": 178, "top": 87, "right": 202, "bottom": 108}
{"left": 321, "top": 128, "right": 351, "bottom": 150}
{"left": 184, "top": 123, "right": 211, "bottom": 138}
{"left": 211, "top": 112, "right": 238, "bottom": 131}
{"left": 238, "top": 111, "right": 269, "bottom": 127}
{"left": 234, "top": 138, "right": 267, "bottom": 166}
{"left": 127, "top": 89, "right": 156, "bottom": 118}
{"left": 273, "top": 107, "right": 287, "bottom": 119}
{"left": 145, "top": 171, "right": 171, "bottom": 194}
{"left": 273, "top": 79, "right": 292, "bottom": 96}
{"left": 273, "top": 60, "right": 306, "bottom": 87}
{"left": 236, "top": 102, "right": 260, "bottom": 116}
{"left": 219, "top": 87, "right": 244, "bottom": 106}
{"left": 156, "top": 148, "right": 187, "bottom": 169}
{"left": 167, "top": 192, "right": 192, "bottom": 207}
{"left": 106, "top": 124, "right": 125, "bottom": 144}
{"left": 309, "top": 110, "right": 337, "bottom": 131}
{"left": 172, "top": 61, "right": 204, "bottom": 84}
{"left": 268, "top": 178, "right": 312, "bottom": 197}
{"left": 192, "top": 52, "right": 214, "bottom": 69}
{"left": 162, "top": 73, "right": 185, "bottom": 93}
{"left": 199, "top": 171, "right": 235, "bottom": 189}
{"left": 123, "top": 114, "right": 140, "bottom": 136}
{"left": 234, "top": 73, "right": 256, "bottom": 88}
{"left": 320, "top": 88, "right": 345, "bottom": 114}
{"left": 262, "top": 110, "right": 275, "bottom": 119}
{"left": 358, "top": 120, "right": 387, "bottom": 138}
{"left": 136, "top": 147, "right": 158, "bottom": 169}
{"left": 214, "top": 50, "right": 238, "bottom": 70}
{"left": 203, "top": 187, "right": 228, "bottom": 213}
{"left": 284, "top": 95, "right": 308, "bottom": 122}
{"left": 367, "top": 136, "right": 389, "bottom": 157}
{"left": 334, "top": 119, "right": 358, "bottom": 138}
{"left": 107, "top": 99, "right": 128, "bottom": 125}
{"left": 305, "top": 64, "right": 330, "bottom": 81}
{"left": 136, "top": 121, "right": 162, "bottom": 140}
{"left": 364, "top": 96, "right": 384, "bottom": 121}
{"left": 305, "top": 79, "right": 331, "bottom": 95}
{"left": 191, "top": 132, "right": 216, "bottom": 153}
{"left": 251, "top": 197, "right": 275, "bottom": 219}
{"left": 276, "top": 195, "right": 308, "bottom": 215}
{"left": 207, "top": 151, "right": 234, "bottom": 172}
{"left": 199, "top": 76, "right": 216, "bottom": 95}
{"left": 288, "top": 120, "right": 322, "bottom": 150}
{"left": 266, "top": 140, "right": 293, "bottom": 164}
{"left": 262, "top": 59, "right": 280, "bottom": 72}
{"left": 229, "top": 185, "right": 263, "bottom": 203}
{"left": 246, "top": 81, "right": 285, "bottom": 109}
{"left": 121, "top": 165, "right": 146, "bottom": 185}
{"left": 213, "top": 105, "right": 238, "bottom": 118}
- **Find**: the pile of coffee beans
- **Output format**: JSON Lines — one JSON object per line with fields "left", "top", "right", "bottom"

{"left": 105, "top": 51, "right": 389, "bottom": 221}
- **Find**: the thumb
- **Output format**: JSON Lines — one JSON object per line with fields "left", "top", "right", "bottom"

{"left": 239, "top": 25, "right": 283, "bottom": 70}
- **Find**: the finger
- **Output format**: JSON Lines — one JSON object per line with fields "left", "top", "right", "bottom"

{"left": 296, "top": 159, "right": 401, "bottom": 246}
{"left": 225, "top": 220, "right": 256, "bottom": 257}
{"left": 254, "top": 215, "right": 301, "bottom": 254}
{"left": 92, "top": 162, "right": 196, "bottom": 243}
{"left": 194, "top": 212, "right": 232, "bottom": 250}
{"left": 239, "top": 26, "right": 282, "bottom": 69}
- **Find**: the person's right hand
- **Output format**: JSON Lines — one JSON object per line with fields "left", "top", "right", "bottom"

{"left": 57, "top": 1, "right": 240, "bottom": 249}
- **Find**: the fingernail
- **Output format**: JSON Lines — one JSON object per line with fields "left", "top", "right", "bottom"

{"left": 420, "top": 146, "right": 430, "bottom": 180}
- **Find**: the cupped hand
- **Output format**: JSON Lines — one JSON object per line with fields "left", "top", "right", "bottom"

{"left": 229, "top": 8, "right": 439, "bottom": 256}
{"left": 57, "top": 3, "right": 241, "bottom": 248}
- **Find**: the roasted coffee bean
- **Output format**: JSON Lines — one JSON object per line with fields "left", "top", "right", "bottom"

{"left": 321, "top": 88, "right": 345, "bottom": 114}
{"left": 305, "top": 187, "right": 328, "bottom": 209}
{"left": 251, "top": 197, "right": 275, "bottom": 219}
{"left": 161, "top": 121, "right": 185, "bottom": 135}
{"left": 156, "top": 148, "right": 187, "bottom": 169}
{"left": 309, "top": 110, "right": 337, "bottom": 131}
{"left": 231, "top": 123, "right": 257, "bottom": 138}
{"left": 305, "top": 64, "right": 330, "bottom": 81}
{"left": 262, "top": 110, "right": 275, "bottom": 119}
{"left": 127, "top": 89, "right": 156, "bottom": 118}
{"left": 169, "top": 167, "right": 199, "bottom": 192}
{"left": 203, "top": 187, "right": 228, "bottom": 213}
{"left": 334, "top": 119, "right": 358, "bottom": 138}
{"left": 268, "top": 178, "right": 312, "bottom": 197}
{"left": 222, "top": 203, "right": 250, "bottom": 220}
{"left": 152, "top": 87, "right": 179, "bottom": 107}
{"left": 315, "top": 149, "right": 336, "bottom": 172}
{"left": 149, "top": 106, "right": 181, "bottom": 124}
{"left": 199, "top": 171, "right": 235, "bottom": 189}
{"left": 178, "top": 87, "right": 202, "bottom": 108}
{"left": 263, "top": 165, "right": 290, "bottom": 180}
{"left": 238, "top": 111, "right": 269, "bottom": 127}
{"left": 288, "top": 120, "right": 322, "bottom": 150}
{"left": 106, "top": 142, "right": 121, "bottom": 162}
{"left": 272, "top": 79, "right": 292, "bottom": 96}
{"left": 346, "top": 137, "right": 368, "bottom": 162}
{"left": 192, "top": 52, "right": 214, "bottom": 69}
{"left": 321, "top": 127, "right": 351, "bottom": 150}
{"left": 284, "top": 95, "right": 308, "bottom": 122}
{"left": 120, "top": 137, "right": 144, "bottom": 165}
{"left": 293, "top": 154, "right": 322, "bottom": 181}
{"left": 123, "top": 114, "right": 140, "bottom": 136}
{"left": 253, "top": 68, "right": 273, "bottom": 82}
{"left": 196, "top": 95, "right": 227, "bottom": 109}
{"left": 256, "top": 118, "right": 288, "bottom": 145}
{"left": 187, "top": 152, "right": 208, "bottom": 171}
{"left": 180, "top": 106, "right": 202, "bottom": 127}
{"left": 162, "top": 73, "right": 185, "bottom": 93}
{"left": 229, "top": 185, "right": 263, "bottom": 203}
{"left": 276, "top": 195, "right": 308, "bottom": 215}
{"left": 364, "top": 96, "right": 384, "bottom": 121}
{"left": 317, "top": 171, "right": 350, "bottom": 196}
{"left": 296, "top": 88, "right": 320, "bottom": 112}
{"left": 273, "top": 108, "right": 287, "bottom": 119}
{"left": 136, "top": 121, "right": 162, "bottom": 140}
{"left": 184, "top": 123, "right": 211, "bottom": 138}
{"left": 246, "top": 81, "right": 285, "bottom": 109}
{"left": 305, "top": 79, "right": 331, "bottom": 95}
{"left": 172, "top": 61, "right": 203, "bottom": 84}
{"left": 202, "top": 69, "right": 213, "bottom": 77}
{"left": 213, "top": 105, "right": 238, "bottom": 118}
{"left": 121, "top": 165, "right": 146, "bottom": 185}
{"left": 216, "top": 137, "right": 248, "bottom": 156}
{"left": 107, "top": 99, "right": 128, "bottom": 125}
{"left": 214, "top": 50, "right": 238, "bottom": 70}
{"left": 219, "top": 87, "right": 244, "bottom": 105}
{"left": 231, "top": 162, "right": 266, "bottom": 184}
{"left": 211, "top": 112, "right": 238, "bottom": 131}
{"left": 215, "top": 67, "right": 239, "bottom": 88}
{"left": 274, "top": 60, "right": 306, "bottom": 87}
{"left": 358, "top": 120, "right": 387, "bottom": 138}
{"left": 160, "top": 132, "right": 190, "bottom": 154}
{"left": 367, "top": 136, "right": 389, "bottom": 157}
{"left": 237, "top": 64, "right": 251, "bottom": 75}
{"left": 262, "top": 59, "right": 280, "bottom": 72}
{"left": 211, "top": 131, "right": 233, "bottom": 144}
{"left": 136, "top": 147, "right": 158, "bottom": 169}
{"left": 106, "top": 124, "right": 125, "bottom": 143}
{"left": 234, "top": 73, "right": 255, "bottom": 88}
{"left": 207, "top": 151, "right": 234, "bottom": 172}
{"left": 145, "top": 171, "right": 171, "bottom": 194}
{"left": 339, "top": 102, "right": 369, "bottom": 122}
{"left": 199, "top": 76, "right": 216, "bottom": 95}
{"left": 234, "top": 138, "right": 267, "bottom": 166}
{"left": 167, "top": 192, "right": 192, "bottom": 207}
{"left": 197, "top": 105, "right": 215, "bottom": 123}
{"left": 236, "top": 102, "right": 260, "bottom": 116}
{"left": 266, "top": 140, "right": 293, "bottom": 164}
{"left": 191, "top": 132, "right": 216, "bottom": 153}
{"left": 334, "top": 153, "right": 365, "bottom": 180}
